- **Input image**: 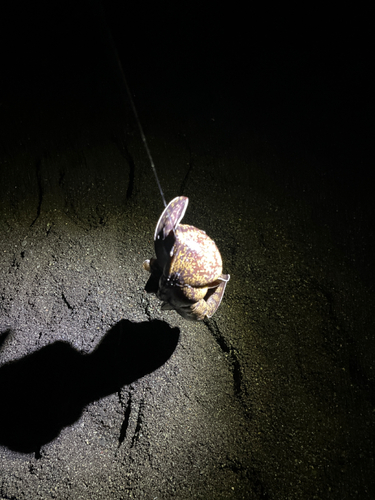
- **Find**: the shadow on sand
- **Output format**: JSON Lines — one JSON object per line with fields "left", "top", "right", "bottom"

{"left": 0, "top": 319, "right": 179, "bottom": 455}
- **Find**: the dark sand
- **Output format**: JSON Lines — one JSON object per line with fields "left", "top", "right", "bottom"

{"left": 1, "top": 3, "right": 374, "bottom": 499}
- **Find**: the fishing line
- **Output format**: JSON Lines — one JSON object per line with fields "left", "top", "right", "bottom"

{"left": 112, "top": 47, "right": 167, "bottom": 208}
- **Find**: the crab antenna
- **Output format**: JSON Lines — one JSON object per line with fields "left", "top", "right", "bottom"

{"left": 112, "top": 46, "right": 167, "bottom": 208}
{"left": 123, "top": 77, "right": 167, "bottom": 208}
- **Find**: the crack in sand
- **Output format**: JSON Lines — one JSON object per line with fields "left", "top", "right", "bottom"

{"left": 204, "top": 318, "right": 245, "bottom": 402}
{"left": 30, "top": 159, "right": 43, "bottom": 227}
{"left": 113, "top": 135, "right": 135, "bottom": 201}
{"left": 118, "top": 389, "right": 132, "bottom": 448}
{"left": 131, "top": 398, "right": 145, "bottom": 448}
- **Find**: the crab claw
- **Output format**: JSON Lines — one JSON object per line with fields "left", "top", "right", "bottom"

{"left": 190, "top": 274, "right": 230, "bottom": 320}
{"left": 153, "top": 197, "right": 189, "bottom": 273}
{"left": 154, "top": 197, "right": 188, "bottom": 241}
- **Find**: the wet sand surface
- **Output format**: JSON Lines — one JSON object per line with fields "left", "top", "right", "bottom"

{"left": 1, "top": 2, "right": 374, "bottom": 499}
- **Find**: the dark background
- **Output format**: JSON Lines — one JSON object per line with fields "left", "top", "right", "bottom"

{"left": 2, "top": 0, "right": 374, "bottom": 285}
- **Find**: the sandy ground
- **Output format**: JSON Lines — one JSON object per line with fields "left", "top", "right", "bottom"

{"left": 1, "top": 3, "right": 374, "bottom": 499}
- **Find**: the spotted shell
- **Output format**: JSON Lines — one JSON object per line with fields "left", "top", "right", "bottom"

{"left": 168, "top": 224, "right": 223, "bottom": 287}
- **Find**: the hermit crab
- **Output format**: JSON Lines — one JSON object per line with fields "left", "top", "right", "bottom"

{"left": 143, "top": 196, "right": 230, "bottom": 321}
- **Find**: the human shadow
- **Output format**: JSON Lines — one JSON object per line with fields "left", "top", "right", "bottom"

{"left": 0, "top": 319, "right": 179, "bottom": 454}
